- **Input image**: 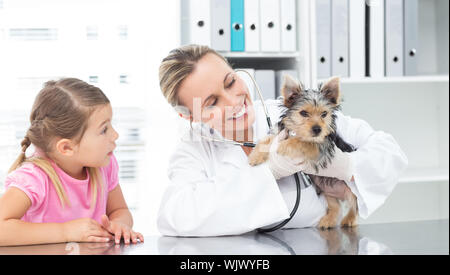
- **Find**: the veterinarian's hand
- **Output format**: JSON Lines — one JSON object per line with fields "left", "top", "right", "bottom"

{"left": 302, "top": 146, "right": 353, "bottom": 182}
{"left": 309, "top": 175, "right": 353, "bottom": 200}
{"left": 268, "top": 130, "right": 307, "bottom": 180}
{"left": 101, "top": 215, "right": 144, "bottom": 245}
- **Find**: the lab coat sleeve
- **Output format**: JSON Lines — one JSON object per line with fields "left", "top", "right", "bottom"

{"left": 335, "top": 112, "right": 409, "bottom": 218}
{"left": 157, "top": 143, "right": 290, "bottom": 237}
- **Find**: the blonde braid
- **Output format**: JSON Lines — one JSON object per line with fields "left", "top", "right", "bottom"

{"left": 8, "top": 136, "right": 31, "bottom": 173}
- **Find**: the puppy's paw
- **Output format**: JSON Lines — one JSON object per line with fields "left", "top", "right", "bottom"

{"left": 318, "top": 214, "right": 338, "bottom": 230}
{"left": 340, "top": 214, "right": 358, "bottom": 228}
{"left": 248, "top": 135, "right": 274, "bottom": 166}
{"left": 248, "top": 150, "right": 269, "bottom": 166}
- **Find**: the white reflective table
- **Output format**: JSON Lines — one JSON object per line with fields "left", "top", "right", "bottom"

{"left": 0, "top": 220, "right": 448, "bottom": 255}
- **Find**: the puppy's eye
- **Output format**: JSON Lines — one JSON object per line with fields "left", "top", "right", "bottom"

{"left": 300, "top": 111, "right": 309, "bottom": 117}
{"left": 321, "top": 111, "right": 328, "bottom": 118}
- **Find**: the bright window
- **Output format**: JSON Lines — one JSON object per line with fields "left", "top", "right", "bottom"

{"left": 0, "top": 0, "right": 182, "bottom": 235}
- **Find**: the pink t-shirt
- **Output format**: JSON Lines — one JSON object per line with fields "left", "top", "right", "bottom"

{"left": 4, "top": 154, "right": 119, "bottom": 224}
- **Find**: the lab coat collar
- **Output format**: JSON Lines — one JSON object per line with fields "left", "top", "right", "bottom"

{"left": 190, "top": 122, "right": 234, "bottom": 148}
{"left": 188, "top": 122, "right": 251, "bottom": 168}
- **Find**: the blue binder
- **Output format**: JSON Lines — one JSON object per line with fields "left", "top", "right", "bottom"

{"left": 231, "top": 0, "right": 245, "bottom": 52}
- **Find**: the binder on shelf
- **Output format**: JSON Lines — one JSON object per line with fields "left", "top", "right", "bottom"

{"left": 349, "top": 0, "right": 366, "bottom": 78}
{"left": 231, "top": 0, "right": 245, "bottom": 52}
{"left": 367, "top": 0, "right": 385, "bottom": 77}
{"left": 237, "top": 68, "right": 256, "bottom": 100}
{"left": 180, "top": 0, "right": 211, "bottom": 46}
{"left": 280, "top": 0, "right": 297, "bottom": 52}
{"left": 255, "top": 70, "right": 276, "bottom": 100}
{"left": 211, "top": 0, "right": 231, "bottom": 52}
{"left": 316, "top": 0, "right": 331, "bottom": 79}
{"left": 404, "top": 0, "right": 419, "bottom": 76}
{"left": 276, "top": 70, "right": 298, "bottom": 99}
{"left": 260, "top": 0, "right": 281, "bottom": 52}
{"left": 244, "top": 0, "right": 260, "bottom": 52}
{"left": 331, "top": 0, "right": 349, "bottom": 77}
{"left": 385, "top": 0, "right": 404, "bottom": 76}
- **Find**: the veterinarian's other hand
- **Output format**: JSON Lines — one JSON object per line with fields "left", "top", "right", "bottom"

{"left": 302, "top": 146, "right": 353, "bottom": 182}
{"left": 268, "top": 130, "right": 306, "bottom": 180}
{"left": 309, "top": 175, "right": 352, "bottom": 200}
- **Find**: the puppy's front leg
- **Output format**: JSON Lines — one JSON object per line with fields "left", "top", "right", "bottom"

{"left": 248, "top": 135, "right": 275, "bottom": 166}
{"left": 277, "top": 138, "right": 318, "bottom": 160}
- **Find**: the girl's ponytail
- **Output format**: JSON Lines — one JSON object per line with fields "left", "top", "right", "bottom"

{"left": 8, "top": 136, "right": 31, "bottom": 173}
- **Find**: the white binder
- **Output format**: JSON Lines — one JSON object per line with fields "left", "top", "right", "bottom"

{"left": 211, "top": 0, "right": 230, "bottom": 52}
{"left": 280, "top": 0, "right": 297, "bottom": 52}
{"left": 260, "top": 0, "right": 281, "bottom": 52}
{"left": 180, "top": 0, "right": 211, "bottom": 46}
{"left": 245, "top": 0, "right": 260, "bottom": 52}
{"left": 255, "top": 70, "right": 276, "bottom": 100}
{"left": 404, "top": 0, "right": 418, "bottom": 76}
{"left": 349, "top": 0, "right": 366, "bottom": 78}
{"left": 316, "top": 0, "right": 331, "bottom": 79}
{"left": 385, "top": 0, "right": 404, "bottom": 76}
{"left": 368, "top": 0, "right": 385, "bottom": 77}
{"left": 331, "top": 0, "right": 349, "bottom": 77}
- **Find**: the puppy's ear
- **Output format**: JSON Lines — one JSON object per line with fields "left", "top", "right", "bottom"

{"left": 281, "top": 75, "right": 304, "bottom": 108}
{"left": 320, "top": 76, "right": 341, "bottom": 106}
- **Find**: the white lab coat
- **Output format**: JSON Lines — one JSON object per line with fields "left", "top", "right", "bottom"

{"left": 157, "top": 99, "right": 408, "bottom": 237}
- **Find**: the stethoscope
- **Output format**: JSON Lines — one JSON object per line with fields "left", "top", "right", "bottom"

{"left": 184, "top": 69, "right": 313, "bottom": 233}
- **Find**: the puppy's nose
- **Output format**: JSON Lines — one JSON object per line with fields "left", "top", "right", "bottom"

{"left": 312, "top": 125, "right": 322, "bottom": 136}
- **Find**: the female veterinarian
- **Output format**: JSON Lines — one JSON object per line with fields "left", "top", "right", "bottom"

{"left": 157, "top": 45, "right": 408, "bottom": 237}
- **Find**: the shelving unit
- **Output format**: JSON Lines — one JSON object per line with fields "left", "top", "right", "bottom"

{"left": 311, "top": 0, "right": 449, "bottom": 189}
{"left": 216, "top": 0, "right": 314, "bottom": 87}
{"left": 340, "top": 78, "right": 449, "bottom": 185}
{"left": 321, "top": 75, "right": 449, "bottom": 85}
{"left": 331, "top": 0, "right": 449, "bottom": 223}
{"left": 221, "top": 52, "right": 300, "bottom": 59}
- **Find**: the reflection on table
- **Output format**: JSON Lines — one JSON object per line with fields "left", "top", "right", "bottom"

{"left": 0, "top": 220, "right": 447, "bottom": 255}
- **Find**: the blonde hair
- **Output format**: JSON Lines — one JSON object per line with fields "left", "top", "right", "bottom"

{"left": 159, "top": 44, "right": 230, "bottom": 107}
{"left": 9, "top": 78, "right": 110, "bottom": 208}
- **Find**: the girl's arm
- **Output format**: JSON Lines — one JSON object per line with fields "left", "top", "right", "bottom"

{"left": 0, "top": 187, "right": 112, "bottom": 246}
{"left": 105, "top": 185, "right": 133, "bottom": 227}
{"left": 0, "top": 187, "right": 66, "bottom": 246}
{"left": 102, "top": 185, "right": 143, "bottom": 244}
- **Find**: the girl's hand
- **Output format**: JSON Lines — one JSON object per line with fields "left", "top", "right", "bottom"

{"left": 101, "top": 214, "right": 144, "bottom": 245}
{"left": 62, "top": 218, "right": 113, "bottom": 243}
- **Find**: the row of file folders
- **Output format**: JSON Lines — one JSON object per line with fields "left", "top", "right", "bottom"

{"left": 181, "top": 0, "right": 297, "bottom": 53}
{"left": 317, "top": 0, "right": 420, "bottom": 79}
{"left": 238, "top": 69, "right": 298, "bottom": 100}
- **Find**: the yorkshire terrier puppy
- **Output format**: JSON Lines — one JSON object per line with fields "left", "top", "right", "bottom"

{"left": 248, "top": 75, "right": 358, "bottom": 229}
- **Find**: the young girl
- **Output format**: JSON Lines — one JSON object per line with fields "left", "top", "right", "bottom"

{"left": 0, "top": 78, "right": 144, "bottom": 246}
